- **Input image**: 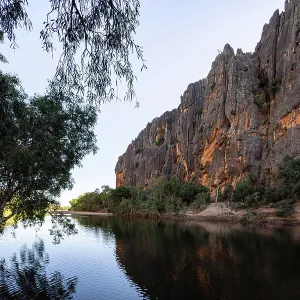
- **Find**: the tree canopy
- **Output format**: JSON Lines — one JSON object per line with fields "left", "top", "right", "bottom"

{"left": 0, "top": 0, "right": 145, "bottom": 105}
{"left": 0, "top": 71, "right": 97, "bottom": 234}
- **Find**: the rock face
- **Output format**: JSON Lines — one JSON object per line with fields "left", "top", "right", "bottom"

{"left": 115, "top": 0, "right": 300, "bottom": 195}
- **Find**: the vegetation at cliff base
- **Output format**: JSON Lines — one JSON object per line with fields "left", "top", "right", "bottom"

{"left": 69, "top": 177, "right": 210, "bottom": 215}
{"left": 70, "top": 157, "right": 300, "bottom": 218}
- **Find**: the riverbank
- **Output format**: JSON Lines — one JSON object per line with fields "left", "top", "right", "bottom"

{"left": 186, "top": 202, "right": 300, "bottom": 225}
{"left": 58, "top": 201, "right": 300, "bottom": 225}
{"left": 57, "top": 210, "right": 113, "bottom": 216}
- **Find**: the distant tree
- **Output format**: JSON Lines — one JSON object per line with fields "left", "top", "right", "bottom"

{"left": 0, "top": 72, "right": 97, "bottom": 231}
{"left": 0, "top": 0, "right": 146, "bottom": 105}
{"left": 180, "top": 182, "right": 199, "bottom": 203}
{"left": 112, "top": 186, "right": 131, "bottom": 201}
{"left": 101, "top": 185, "right": 113, "bottom": 194}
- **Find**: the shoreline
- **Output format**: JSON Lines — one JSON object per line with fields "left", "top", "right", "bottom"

{"left": 57, "top": 202, "right": 300, "bottom": 226}
{"left": 57, "top": 210, "right": 113, "bottom": 216}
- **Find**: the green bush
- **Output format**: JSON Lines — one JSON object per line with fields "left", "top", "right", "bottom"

{"left": 180, "top": 182, "right": 199, "bottom": 204}
{"left": 112, "top": 186, "right": 131, "bottom": 202}
{"left": 270, "top": 78, "right": 281, "bottom": 97}
{"left": 210, "top": 82, "right": 216, "bottom": 91}
{"left": 218, "top": 184, "right": 233, "bottom": 202}
{"left": 232, "top": 178, "right": 254, "bottom": 202}
{"left": 278, "top": 156, "right": 300, "bottom": 199}
{"left": 262, "top": 188, "right": 280, "bottom": 203}
{"left": 272, "top": 199, "right": 296, "bottom": 217}
{"left": 190, "top": 192, "right": 210, "bottom": 210}
{"left": 118, "top": 199, "right": 131, "bottom": 214}
{"left": 69, "top": 192, "right": 104, "bottom": 211}
{"left": 244, "top": 192, "right": 261, "bottom": 208}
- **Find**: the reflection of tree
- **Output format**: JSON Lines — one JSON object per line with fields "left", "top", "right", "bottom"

{"left": 0, "top": 239, "right": 78, "bottom": 300}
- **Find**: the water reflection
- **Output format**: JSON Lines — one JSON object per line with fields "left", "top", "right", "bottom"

{"left": 77, "top": 217, "right": 300, "bottom": 300}
{"left": 0, "top": 239, "right": 78, "bottom": 300}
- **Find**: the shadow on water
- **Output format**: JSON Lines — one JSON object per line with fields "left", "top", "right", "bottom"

{"left": 77, "top": 216, "right": 300, "bottom": 300}
{"left": 0, "top": 239, "right": 78, "bottom": 300}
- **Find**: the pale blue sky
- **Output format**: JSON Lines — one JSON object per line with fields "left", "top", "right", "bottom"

{"left": 1, "top": 0, "right": 284, "bottom": 205}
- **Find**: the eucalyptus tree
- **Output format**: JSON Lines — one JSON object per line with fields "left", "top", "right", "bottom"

{"left": 0, "top": 72, "right": 97, "bottom": 240}
{"left": 0, "top": 0, "right": 145, "bottom": 105}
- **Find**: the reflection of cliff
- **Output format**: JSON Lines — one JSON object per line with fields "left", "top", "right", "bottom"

{"left": 75, "top": 216, "right": 300, "bottom": 299}
{"left": 111, "top": 219, "right": 300, "bottom": 300}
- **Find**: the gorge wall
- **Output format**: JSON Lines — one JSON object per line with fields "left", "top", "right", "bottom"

{"left": 115, "top": 0, "right": 300, "bottom": 195}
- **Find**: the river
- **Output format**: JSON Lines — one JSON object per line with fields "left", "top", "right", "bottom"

{"left": 1, "top": 216, "right": 300, "bottom": 299}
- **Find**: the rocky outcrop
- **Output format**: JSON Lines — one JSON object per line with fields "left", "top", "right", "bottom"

{"left": 115, "top": 0, "right": 300, "bottom": 195}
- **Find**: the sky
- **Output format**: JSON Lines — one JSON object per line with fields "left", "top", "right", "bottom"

{"left": 1, "top": 0, "right": 284, "bottom": 205}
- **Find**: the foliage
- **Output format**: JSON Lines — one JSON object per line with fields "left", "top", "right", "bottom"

{"left": 232, "top": 178, "right": 255, "bottom": 202}
{"left": 272, "top": 199, "right": 296, "bottom": 217}
{"left": 270, "top": 78, "right": 282, "bottom": 97}
{"left": 0, "top": 72, "right": 97, "bottom": 234}
{"left": 254, "top": 92, "right": 268, "bottom": 113}
{"left": 0, "top": 239, "right": 78, "bottom": 299}
{"left": 278, "top": 156, "right": 300, "bottom": 199}
{"left": 262, "top": 188, "right": 280, "bottom": 203}
{"left": 154, "top": 135, "right": 164, "bottom": 147}
{"left": 70, "top": 177, "right": 203, "bottom": 215}
{"left": 190, "top": 192, "right": 210, "bottom": 210}
{"left": 218, "top": 184, "right": 233, "bottom": 202}
{"left": 210, "top": 82, "right": 216, "bottom": 92}
{"left": 111, "top": 186, "right": 131, "bottom": 202}
{"left": 0, "top": 30, "right": 7, "bottom": 63}
{"left": 70, "top": 192, "right": 103, "bottom": 212}
{"left": 70, "top": 157, "right": 300, "bottom": 217}
{"left": 0, "top": 0, "right": 145, "bottom": 105}
{"left": 180, "top": 182, "right": 199, "bottom": 204}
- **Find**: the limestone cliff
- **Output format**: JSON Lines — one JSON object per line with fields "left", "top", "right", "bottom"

{"left": 115, "top": 0, "right": 300, "bottom": 195}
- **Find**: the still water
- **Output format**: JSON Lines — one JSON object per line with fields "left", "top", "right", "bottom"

{"left": 1, "top": 216, "right": 300, "bottom": 299}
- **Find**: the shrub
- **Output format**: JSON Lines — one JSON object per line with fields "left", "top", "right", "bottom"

{"left": 244, "top": 192, "right": 261, "bottom": 208}
{"left": 232, "top": 178, "right": 254, "bottom": 202}
{"left": 272, "top": 199, "right": 296, "bottom": 217}
{"left": 218, "top": 184, "right": 233, "bottom": 202}
{"left": 112, "top": 186, "right": 131, "bottom": 202}
{"left": 118, "top": 199, "right": 131, "bottom": 214}
{"left": 164, "top": 177, "right": 182, "bottom": 197}
{"left": 180, "top": 182, "right": 199, "bottom": 204}
{"left": 190, "top": 192, "right": 210, "bottom": 209}
{"left": 254, "top": 92, "right": 268, "bottom": 113}
{"left": 270, "top": 78, "right": 281, "bottom": 96}
{"left": 262, "top": 188, "right": 280, "bottom": 203}
{"left": 210, "top": 82, "right": 216, "bottom": 91}
{"left": 154, "top": 135, "right": 164, "bottom": 146}
{"left": 278, "top": 156, "right": 300, "bottom": 199}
